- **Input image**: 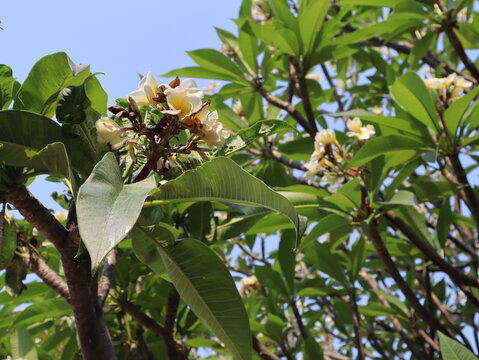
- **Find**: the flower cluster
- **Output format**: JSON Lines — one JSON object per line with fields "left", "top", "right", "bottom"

{"left": 238, "top": 275, "right": 260, "bottom": 297}
{"left": 95, "top": 72, "right": 230, "bottom": 177}
{"left": 304, "top": 129, "right": 345, "bottom": 186}
{"left": 424, "top": 73, "right": 472, "bottom": 103}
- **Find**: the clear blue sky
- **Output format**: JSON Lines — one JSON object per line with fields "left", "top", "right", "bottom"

{"left": 2, "top": 0, "right": 242, "bottom": 210}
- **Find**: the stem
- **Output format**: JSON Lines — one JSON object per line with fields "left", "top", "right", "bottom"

{"left": 98, "top": 248, "right": 117, "bottom": 308}
{"left": 367, "top": 224, "right": 449, "bottom": 337}
{"left": 445, "top": 27, "right": 479, "bottom": 83}
{"left": 295, "top": 62, "right": 318, "bottom": 134}
{"left": 349, "top": 288, "right": 365, "bottom": 360}
{"left": 252, "top": 336, "right": 281, "bottom": 360}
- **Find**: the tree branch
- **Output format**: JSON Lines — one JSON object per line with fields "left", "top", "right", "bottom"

{"left": 386, "top": 210, "right": 479, "bottom": 288}
{"left": 252, "top": 336, "right": 281, "bottom": 360}
{"left": 349, "top": 288, "right": 365, "bottom": 360}
{"left": 294, "top": 61, "right": 318, "bottom": 134}
{"left": 445, "top": 27, "right": 479, "bottom": 83}
{"left": 367, "top": 224, "right": 450, "bottom": 337}
{"left": 5, "top": 184, "right": 104, "bottom": 359}
{"left": 20, "top": 251, "right": 69, "bottom": 300}
{"left": 98, "top": 248, "right": 118, "bottom": 308}
{"left": 255, "top": 83, "right": 315, "bottom": 137}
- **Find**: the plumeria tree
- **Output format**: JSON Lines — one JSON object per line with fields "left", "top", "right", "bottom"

{"left": 2, "top": 0, "right": 479, "bottom": 359}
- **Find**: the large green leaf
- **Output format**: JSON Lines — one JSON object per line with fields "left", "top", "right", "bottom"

{"left": 299, "top": 0, "right": 330, "bottom": 55}
{"left": 349, "top": 134, "right": 426, "bottom": 167}
{"left": 147, "top": 157, "right": 306, "bottom": 243}
{"left": 187, "top": 49, "right": 246, "bottom": 80}
{"left": 219, "top": 119, "right": 296, "bottom": 155}
{"left": 0, "top": 218, "right": 16, "bottom": 270}
{"left": 438, "top": 332, "right": 477, "bottom": 360}
{"left": 390, "top": 72, "right": 439, "bottom": 131}
{"left": 158, "top": 238, "right": 251, "bottom": 360}
{"left": 76, "top": 152, "right": 156, "bottom": 270}
{"left": 0, "top": 65, "right": 21, "bottom": 109}
{"left": 11, "top": 298, "right": 72, "bottom": 328}
{"left": 10, "top": 326, "right": 38, "bottom": 360}
{"left": 13, "top": 52, "right": 90, "bottom": 118}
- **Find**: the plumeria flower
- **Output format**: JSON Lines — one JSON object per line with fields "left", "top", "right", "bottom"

{"left": 157, "top": 154, "right": 177, "bottom": 171}
{"left": 322, "top": 172, "right": 345, "bottom": 186}
{"left": 316, "top": 129, "right": 340, "bottom": 148}
{"left": 127, "top": 71, "right": 162, "bottom": 106}
{"left": 96, "top": 117, "right": 125, "bottom": 143}
{"left": 372, "top": 106, "right": 382, "bottom": 115}
{"left": 346, "top": 117, "right": 375, "bottom": 140}
{"left": 188, "top": 102, "right": 229, "bottom": 147}
{"left": 162, "top": 79, "right": 204, "bottom": 119}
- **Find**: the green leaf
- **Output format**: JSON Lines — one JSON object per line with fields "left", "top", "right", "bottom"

{"left": 0, "top": 110, "right": 62, "bottom": 164}
{"left": 311, "top": 242, "right": 350, "bottom": 287}
{"left": 76, "top": 152, "right": 156, "bottom": 270}
{"left": 436, "top": 199, "right": 453, "bottom": 249}
{"left": 147, "top": 157, "right": 306, "bottom": 244}
{"left": 10, "top": 327, "right": 38, "bottom": 360}
{"left": 11, "top": 298, "right": 72, "bottom": 328}
{"left": 163, "top": 67, "right": 241, "bottom": 82}
{"left": 438, "top": 331, "right": 478, "bottom": 360}
{"left": 0, "top": 218, "right": 16, "bottom": 269}
{"left": 358, "top": 302, "right": 403, "bottom": 317}
{"left": 158, "top": 238, "right": 251, "bottom": 360}
{"left": 255, "top": 265, "right": 289, "bottom": 296}
{"left": 303, "top": 214, "right": 351, "bottom": 247}
{"left": 378, "top": 190, "right": 418, "bottom": 207}
{"left": 0, "top": 65, "right": 21, "bottom": 109}
{"left": 390, "top": 72, "right": 439, "bottom": 131}
{"left": 13, "top": 52, "right": 90, "bottom": 118}
{"left": 187, "top": 49, "right": 245, "bottom": 80}
{"left": 56, "top": 85, "right": 89, "bottom": 124}
{"left": 336, "top": 0, "right": 401, "bottom": 5}
{"left": 184, "top": 202, "right": 216, "bottom": 243}
{"left": 333, "top": 110, "right": 430, "bottom": 139}
{"left": 219, "top": 119, "right": 296, "bottom": 155}
{"left": 299, "top": 0, "right": 330, "bottom": 55}
{"left": 349, "top": 135, "right": 425, "bottom": 167}
{"left": 304, "top": 336, "right": 324, "bottom": 360}
{"left": 445, "top": 86, "right": 479, "bottom": 137}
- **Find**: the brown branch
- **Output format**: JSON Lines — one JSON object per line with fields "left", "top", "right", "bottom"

{"left": 386, "top": 210, "right": 479, "bottom": 288}
{"left": 255, "top": 84, "right": 315, "bottom": 137}
{"left": 320, "top": 64, "right": 345, "bottom": 113}
{"left": 5, "top": 184, "right": 104, "bottom": 359}
{"left": 349, "top": 289, "right": 365, "bottom": 360}
{"left": 98, "top": 248, "right": 118, "bottom": 308}
{"left": 20, "top": 252, "right": 69, "bottom": 300}
{"left": 290, "top": 299, "right": 308, "bottom": 340}
{"left": 445, "top": 155, "right": 479, "bottom": 231}
{"left": 294, "top": 61, "right": 318, "bottom": 134}
{"left": 367, "top": 224, "right": 450, "bottom": 337}
{"left": 165, "top": 286, "right": 180, "bottom": 334}
{"left": 359, "top": 269, "right": 428, "bottom": 360}
{"left": 445, "top": 27, "right": 479, "bottom": 83}
{"left": 123, "top": 301, "right": 187, "bottom": 360}
{"left": 252, "top": 336, "right": 281, "bottom": 360}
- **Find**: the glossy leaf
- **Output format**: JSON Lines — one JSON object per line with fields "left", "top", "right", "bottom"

{"left": 299, "top": 0, "right": 330, "bottom": 55}
{"left": 11, "top": 298, "right": 72, "bottom": 328}
{"left": 390, "top": 72, "right": 438, "bottom": 131}
{"left": 10, "top": 326, "right": 38, "bottom": 360}
{"left": 147, "top": 157, "right": 307, "bottom": 243}
{"left": 187, "top": 49, "right": 245, "bottom": 80}
{"left": 219, "top": 119, "right": 296, "bottom": 155}
{"left": 349, "top": 135, "right": 425, "bottom": 167}
{"left": 0, "top": 65, "right": 21, "bottom": 109}
{"left": 76, "top": 152, "right": 156, "bottom": 270}
{"left": 13, "top": 52, "right": 90, "bottom": 117}
{"left": 438, "top": 332, "right": 477, "bottom": 360}
{"left": 158, "top": 238, "right": 251, "bottom": 360}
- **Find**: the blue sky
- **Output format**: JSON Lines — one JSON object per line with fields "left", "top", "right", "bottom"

{"left": 2, "top": 0, "right": 242, "bottom": 210}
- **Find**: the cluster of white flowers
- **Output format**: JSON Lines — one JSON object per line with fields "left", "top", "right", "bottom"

{"left": 346, "top": 117, "right": 375, "bottom": 140}
{"left": 424, "top": 73, "right": 472, "bottom": 102}
{"left": 95, "top": 118, "right": 144, "bottom": 162}
{"left": 95, "top": 72, "right": 229, "bottom": 164}
{"left": 304, "top": 129, "right": 345, "bottom": 186}
{"left": 238, "top": 275, "right": 260, "bottom": 297}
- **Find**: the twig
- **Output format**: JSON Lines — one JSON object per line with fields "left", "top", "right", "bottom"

{"left": 294, "top": 61, "right": 318, "bottom": 134}
{"left": 252, "top": 336, "right": 281, "bottom": 360}
{"left": 386, "top": 210, "right": 479, "bottom": 288}
{"left": 290, "top": 299, "right": 308, "bottom": 340}
{"left": 349, "top": 288, "right": 365, "bottom": 360}
{"left": 98, "top": 248, "right": 118, "bottom": 308}
{"left": 367, "top": 224, "right": 450, "bottom": 337}
{"left": 20, "top": 252, "right": 69, "bottom": 300}
{"left": 445, "top": 27, "right": 479, "bottom": 82}
{"left": 255, "top": 84, "right": 315, "bottom": 137}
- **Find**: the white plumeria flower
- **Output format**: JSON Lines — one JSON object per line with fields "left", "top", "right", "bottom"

{"left": 315, "top": 129, "right": 339, "bottom": 148}
{"left": 157, "top": 154, "right": 177, "bottom": 170}
{"left": 162, "top": 79, "right": 204, "bottom": 119}
{"left": 372, "top": 106, "right": 382, "bottom": 115}
{"left": 95, "top": 117, "right": 125, "bottom": 143}
{"left": 346, "top": 117, "right": 375, "bottom": 140}
{"left": 127, "top": 71, "right": 162, "bottom": 106}
{"left": 322, "top": 172, "right": 344, "bottom": 186}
